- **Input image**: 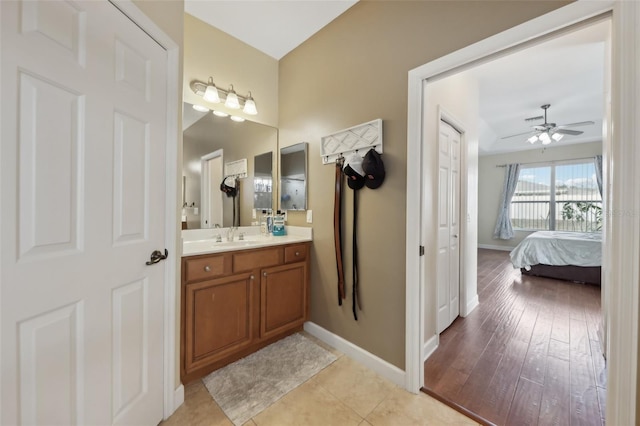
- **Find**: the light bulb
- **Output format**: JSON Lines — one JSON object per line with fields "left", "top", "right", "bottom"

{"left": 192, "top": 104, "right": 209, "bottom": 113}
{"left": 243, "top": 93, "right": 258, "bottom": 115}
{"left": 203, "top": 79, "right": 220, "bottom": 103}
{"left": 212, "top": 110, "right": 229, "bottom": 117}
{"left": 225, "top": 85, "right": 240, "bottom": 109}
{"left": 539, "top": 132, "right": 551, "bottom": 145}
{"left": 552, "top": 133, "right": 564, "bottom": 142}
{"left": 230, "top": 115, "right": 245, "bottom": 122}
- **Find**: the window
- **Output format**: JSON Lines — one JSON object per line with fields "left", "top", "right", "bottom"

{"left": 510, "top": 160, "right": 602, "bottom": 232}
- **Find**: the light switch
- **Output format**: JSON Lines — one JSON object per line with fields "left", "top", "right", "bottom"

{"left": 306, "top": 210, "right": 313, "bottom": 223}
{"left": 194, "top": 207, "right": 199, "bottom": 215}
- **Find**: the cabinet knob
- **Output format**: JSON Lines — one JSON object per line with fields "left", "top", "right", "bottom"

{"left": 295, "top": 251, "right": 300, "bottom": 256}
{"left": 250, "top": 275, "right": 255, "bottom": 280}
{"left": 263, "top": 271, "right": 267, "bottom": 277}
{"left": 204, "top": 265, "right": 211, "bottom": 272}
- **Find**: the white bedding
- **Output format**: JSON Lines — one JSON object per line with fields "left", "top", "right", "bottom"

{"left": 509, "top": 231, "right": 602, "bottom": 270}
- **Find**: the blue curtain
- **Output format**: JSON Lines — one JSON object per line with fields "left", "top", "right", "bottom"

{"left": 493, "top": 163, "right": 521, "bottom": 240}
{"left": 594, "top": 155, "right": 603, "bottom": 197}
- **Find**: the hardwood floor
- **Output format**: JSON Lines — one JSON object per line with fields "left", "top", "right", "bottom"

{"left": 423, "top": 249, "right": 605, "bottom": 426}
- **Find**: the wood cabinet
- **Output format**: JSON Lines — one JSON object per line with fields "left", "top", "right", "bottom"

{"left": 181, "top": 242, "right": 310, "bottom": 383}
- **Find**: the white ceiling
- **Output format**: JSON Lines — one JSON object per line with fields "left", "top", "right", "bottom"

{"left": 469, "top": 20, "right": 608, "bottom": 155}
{"left": 184, "top": 3, "right": 608, "bottom": 155}
{"left": 184, "top": 0, "right": 358, "bottom": 60}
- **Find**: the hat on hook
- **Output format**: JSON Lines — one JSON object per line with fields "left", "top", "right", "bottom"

{"left": 220, "top": 176, "right": 238, "bottom": 197}
{"left": 362, "top": 149, "right": 385, "bottom": 189}
{"left": 343, "top": 153, "right": 365, "bottom": 190}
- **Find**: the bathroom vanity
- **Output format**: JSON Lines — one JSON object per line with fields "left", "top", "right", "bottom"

{"left": 180, "top": 227, "right": 312, "bottom": 383}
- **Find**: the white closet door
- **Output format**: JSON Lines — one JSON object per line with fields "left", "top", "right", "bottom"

{"left": 436, "top": 120, "right": 461, "bottom": 333}
{"left": 1, "top": 1, "right": 168, "bottom": 424}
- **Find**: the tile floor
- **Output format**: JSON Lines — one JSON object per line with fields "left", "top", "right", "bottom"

{"left": 162, "top": 333, "right": 478, "bottom": 426}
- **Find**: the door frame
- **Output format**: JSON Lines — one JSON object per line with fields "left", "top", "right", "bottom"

{"left": 109, "top": 1, "right": 182, "bottom": 418}
{"left": 405, "top": 2, "right": 640, "bottom": 425}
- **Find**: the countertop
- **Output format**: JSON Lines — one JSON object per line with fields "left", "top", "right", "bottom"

{"left": 181, "top": 226, "right": 312, "bottom": 257}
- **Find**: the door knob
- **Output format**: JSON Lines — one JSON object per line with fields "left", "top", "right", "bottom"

{"left": 453, "top": 235, "right": 458, "bottom": 238}
{"left": 146, "top": 249, "right": 168, "bottom": 265}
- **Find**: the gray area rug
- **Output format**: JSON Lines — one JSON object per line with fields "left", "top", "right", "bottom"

{"left": 202, "top": 333, "right": 337, "bottom": 425}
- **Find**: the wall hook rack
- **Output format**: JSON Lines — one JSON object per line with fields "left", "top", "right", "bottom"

{"left": 320, "top": 119, "right": 383, "bottom": 164}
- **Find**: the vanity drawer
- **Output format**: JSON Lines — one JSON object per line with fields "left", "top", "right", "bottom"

{"left": 233, "top": 247, "right": 282, "bottom": 272}
{"left": 184, "top": 254, "right": 230, "bottom": 283}
{"left": 284, "top": 244, "right": 308, "bottom": 264}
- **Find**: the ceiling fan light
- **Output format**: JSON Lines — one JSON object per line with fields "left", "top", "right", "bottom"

{"left": 527, "top": 135, "right": 538, "bottom": 144}
{"left": 539, "top": 132, "right": 551, "bottom": 145}
{"left": 225, "top": 85, "right": 240, "bottom": 109}
{"left": 552, "top": 133, "right": 564, "bottom": 142}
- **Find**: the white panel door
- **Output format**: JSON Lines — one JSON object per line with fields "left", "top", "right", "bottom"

{"left": 1, "top": 1, "right": 168, "bottom": 425}
{"left": 436, "top": 120, "right": 461, "bottom": 333}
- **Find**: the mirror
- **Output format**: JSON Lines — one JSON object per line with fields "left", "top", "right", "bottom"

{"left": 280, "top": 142, "right": 308, "bottom": 211}
{"left": 182, "top": 102, "right": 278, "bottom": 228}
{"left": 253, "top": 151, "right": 273, "bottom": 210}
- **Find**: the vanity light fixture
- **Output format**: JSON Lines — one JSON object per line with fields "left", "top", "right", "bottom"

{"left": 230, "top": 115, "right": 245, "bottom": 122}
{"left": 190, "top": 78, "right": 258, "bottom": 116}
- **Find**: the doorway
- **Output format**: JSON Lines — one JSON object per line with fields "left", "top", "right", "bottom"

{"left": 405, "top": 3, "right": 640, "bottom": 425}
{"left": 201, "top": 149, "right": 224, "bottom": 228}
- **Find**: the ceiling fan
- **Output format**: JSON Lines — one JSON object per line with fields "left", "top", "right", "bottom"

{"left": 501, "top": 104, "right": 595, "bottom": 145}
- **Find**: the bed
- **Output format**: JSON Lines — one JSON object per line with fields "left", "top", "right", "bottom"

{"left": 509, "top": 231, "right": 602, "bottom": 285}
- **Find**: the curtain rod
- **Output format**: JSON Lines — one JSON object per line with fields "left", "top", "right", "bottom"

{"left": 495, "top": 156, "right": 599, "bottom": 168}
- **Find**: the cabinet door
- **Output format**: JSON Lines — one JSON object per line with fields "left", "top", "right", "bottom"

{"left": 184, "top": 273, "right": 254, "bottom": 374}
{"left": 260, "top": 262, "right": 308, "bottom": 339}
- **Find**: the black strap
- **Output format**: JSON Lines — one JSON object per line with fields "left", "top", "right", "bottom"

{"left": 352, "top": 189, "right": 359, "bottom": 320}
{"left": 334, "top": 159, "right": 345, "bottom": 305}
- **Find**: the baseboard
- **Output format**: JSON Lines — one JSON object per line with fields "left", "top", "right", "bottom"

{"left": 462, "top": 295, "right": 479, "bottom": 317}
{"left": 423, "top": 334, "right": 439, "bottom": 362}
{"left": 477, "top": 244, "right": 514, "bottom": 251}
{"left": 304, "top": 321, "right": 405, "bottom": 387}
{"left": 164, "top": 383, "right": 184, "bottom": 420}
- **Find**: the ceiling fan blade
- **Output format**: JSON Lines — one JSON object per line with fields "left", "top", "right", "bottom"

{"left": 555, "top": 129, "right": 583, "bottom": 136}
{"left": 557, "top": 121, "right": 595, "bottom": 128}
{"left": 500, "top": 130, "right": 536, "bottom": 139}
{"left": 524, "top": 115, "right": 544, "bottom": 122}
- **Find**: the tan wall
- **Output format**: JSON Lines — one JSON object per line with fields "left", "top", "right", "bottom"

{"left": 133, "top": 0, "right": 184, "bottom": 46}
{"left": 478, "top": 141, "right": 603, "bottom": 250}
{"left": 183, "top": 14, "right": 278, "bottom": 127}
{"left": 279, "top": 0, "right": 570, "bottom": 369}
